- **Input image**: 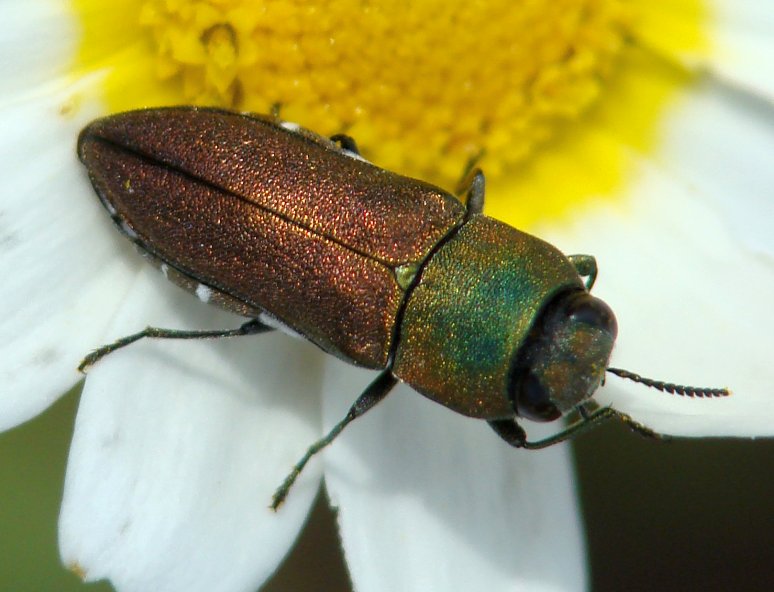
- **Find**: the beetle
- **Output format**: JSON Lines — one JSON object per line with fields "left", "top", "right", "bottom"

{"left": 77, "top": 106, "right": 729, "bottom": 509}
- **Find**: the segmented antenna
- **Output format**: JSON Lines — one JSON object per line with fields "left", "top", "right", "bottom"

{"left": 606, "top": 367, "right": 730, "bottom": 398}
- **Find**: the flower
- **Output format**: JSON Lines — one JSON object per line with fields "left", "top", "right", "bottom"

{"left": 1, "top": 1, "right": 772, "bottom": 591}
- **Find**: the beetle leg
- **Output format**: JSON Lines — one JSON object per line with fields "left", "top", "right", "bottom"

{"left": 271, "top": 369, "right": 398, "bottom": 510}
{"left": 456, "top": 167, "right": 486, "bottom": 218}
{"left": 330, "top": 133, "right": 361, "bottom": 155}
{"left": 487, "top": 418, "right": 529, "bottom": 446}
{"left": 488, "top": 407, "right": 663, "bottom": 450}
{"left": 567, "top": 254, "right": 598, "bottom": 290}
{"left": 78, "top": 318, "right": 273, "bottom": 372}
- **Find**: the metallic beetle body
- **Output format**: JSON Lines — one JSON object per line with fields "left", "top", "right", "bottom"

{"left": 78, "top": 107, "right": 597, "bottom": 421}
{"left": 78, "top": 108, "right": 729, "bottom": 508}
{"left": 394, "top": 217, "right": 582, "bottom": 417}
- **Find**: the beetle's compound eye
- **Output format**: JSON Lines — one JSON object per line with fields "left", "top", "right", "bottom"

{"left": 510, "top": 291, "right": 618, "bottom": 420}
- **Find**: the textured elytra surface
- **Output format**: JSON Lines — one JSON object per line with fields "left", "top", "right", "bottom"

{"left": 78, "top": 108, "right": 466, "bottom": 367}
{"left": 82, "top": 107, "right": 465, "bottom": 264}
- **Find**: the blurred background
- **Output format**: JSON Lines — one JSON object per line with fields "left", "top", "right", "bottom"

{"left": 1, "top": 386, "right": 772, "bottom": 591}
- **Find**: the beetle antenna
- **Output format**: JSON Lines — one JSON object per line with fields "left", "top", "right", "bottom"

{"left": 606, "top": 367, "right": 730, "bottom": 398}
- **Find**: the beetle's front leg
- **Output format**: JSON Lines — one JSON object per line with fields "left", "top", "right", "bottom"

{"left": 567, "top": 254, "right": 598, "bottom": 290}
{"left": 487, "top": 418, "right": 529, "bottom": 447}
{"left": 488, "top": 406, "right": 662, "bottom": 451}
{"left": 492, "top": 415, "right": 610, "bottom": 449}
{"left": 488, "top": 414, "right": 601, "bottom": 449}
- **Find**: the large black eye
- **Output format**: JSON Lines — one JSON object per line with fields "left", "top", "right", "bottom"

{"left": 564, "top": 292, "right": 618, "bottom": 338}
{"left": 516, "top": 372, "right": 561, "bottom": 421}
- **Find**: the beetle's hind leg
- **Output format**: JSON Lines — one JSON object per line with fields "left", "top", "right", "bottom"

{"left": 488, "top": 407, "right": 662, "bottom": 450}
{"left": 78, "top": 318, "right": 273, "bottom": 372}
{"left": 271, "top": 369, "right": 398, "bottom": 510}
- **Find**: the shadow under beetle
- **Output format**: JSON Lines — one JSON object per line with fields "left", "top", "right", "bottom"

{"left": 77, "top": 107, "right": 729, "bottom": 509}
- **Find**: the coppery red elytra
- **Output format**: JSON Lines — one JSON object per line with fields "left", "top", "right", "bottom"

{"left": 77, "top": 106, "right": 730, "bottom": 509}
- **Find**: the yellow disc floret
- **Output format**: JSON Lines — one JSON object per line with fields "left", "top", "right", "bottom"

{"left": 72, "top": 1, "right": 706, "bottom": 226}
{"left": 80, "top": 1, "right": 629, "bottom": 182}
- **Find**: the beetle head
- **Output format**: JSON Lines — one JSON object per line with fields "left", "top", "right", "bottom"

{"left": 509, "top": 290, "right": 617, "bottom": 421}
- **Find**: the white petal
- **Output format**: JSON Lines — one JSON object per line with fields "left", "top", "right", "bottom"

{"left": 0, "top": 85, "right": 136, "bottom": 430}
{"left": 707, "top": 0, "right": 774, "bottom": 101}
{"left": 0, "top": 0, "right": 77, "bottom": 98}
{"left": 539, "top": 153, "right": 774, "bottom": 437}
{"left": 657, "top": 78, "right": 774, "bottom": 258}
{"left": 59, "top": 267, "right": 325, "bottom": 592}
{"left": 322, "top": 362, "right": 586, "bottom": 592}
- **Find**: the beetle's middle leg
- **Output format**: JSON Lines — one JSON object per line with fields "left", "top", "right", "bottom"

{"left": 487, "top": 406, "right": 661, "bottom": 450}
{"left": 78, "top": 318, "right": 273, "bottom": 372}
{"left": 271, "top": 369, "right": 398, "bottom": 510}
{"left": 455, "top": 149, "right": 486, "bottom": 218}
{"left": 455, "top": 167, "right": 486, "bottom": 219}
{"left": 330, "top": 133, "right": 361, "bottom": 155}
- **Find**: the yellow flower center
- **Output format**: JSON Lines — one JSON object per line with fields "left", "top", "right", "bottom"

{"left": 71, "top": 0, "right": 707, "bottom": 227}
{"left": 136, "top": 0, "right": 630, "bottom": 181}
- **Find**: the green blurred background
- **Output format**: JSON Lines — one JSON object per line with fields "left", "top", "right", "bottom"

{"left": 1, "top": 386, "right": 772, "bottom": 591}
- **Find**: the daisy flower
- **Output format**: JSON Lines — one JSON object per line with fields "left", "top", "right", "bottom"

{"left": 1, "top": 1, "right": 772, "bottom": 591}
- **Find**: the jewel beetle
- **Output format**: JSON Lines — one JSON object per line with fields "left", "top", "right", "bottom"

{"left": 77, "top": 106, "right": 729, "bottom": 509}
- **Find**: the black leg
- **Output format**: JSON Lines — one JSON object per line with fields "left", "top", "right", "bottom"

{"left": 456, "top": 167, "right": 486, "bottom": 218}
{"left": 79, "top": 318, "right": 273, "bottom": 372}
{"left": 330, "top": 133, "right": 361, "bottom": 155}
{"left": 488, "top": 418, "right": 529, "bottom": 447}
{"left": 489, "top": 407, "right": 662, "bottom": 450}
{"left": 271, "top": 369, "right": 398, "bottom": 510}
{"left": 567, "top": 254, "right": 598, "bottom": 290}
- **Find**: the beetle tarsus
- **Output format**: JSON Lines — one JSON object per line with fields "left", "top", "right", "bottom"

{"left": 271, "top": 369, "right": 398, "bottom": 510}
{"left": 77, "top": 319, "right": 273, "bottom": 373}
